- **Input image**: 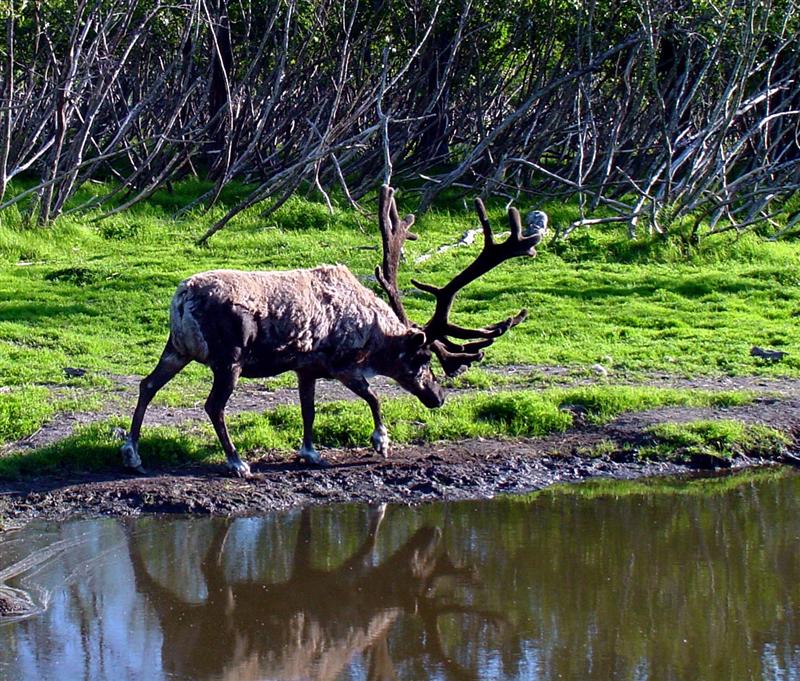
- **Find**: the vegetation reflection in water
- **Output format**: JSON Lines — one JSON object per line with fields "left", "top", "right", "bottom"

{"left": 0, "top": 468, "right": 798, "bottom": 681}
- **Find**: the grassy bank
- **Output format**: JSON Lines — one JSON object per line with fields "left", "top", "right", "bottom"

{"left": 642, "top": 419, "right": 790, "bottom": 463}
{"left": 0, "top": 179, "right": 798, "bottom": 456}
{"left": 0, "top": 385, "right": 754, "bottom": 477}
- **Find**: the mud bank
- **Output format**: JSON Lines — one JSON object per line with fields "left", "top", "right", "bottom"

{"left": 2, "top": 396, "right": 798, "bottom": 523}
{"left": 0, "top": 450, "right": 789, "bottom": 525}
{"left": 0, "top": 443, "right": 703, "bottom": 522}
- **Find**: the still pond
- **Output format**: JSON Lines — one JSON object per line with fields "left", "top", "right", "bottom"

{"left": 1, "top": 468, "right": 798, "bottom": 680}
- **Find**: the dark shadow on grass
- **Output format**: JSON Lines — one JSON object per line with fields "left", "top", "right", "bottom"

{"left": 0, "top": 302, "right": 100, "bottom": 323}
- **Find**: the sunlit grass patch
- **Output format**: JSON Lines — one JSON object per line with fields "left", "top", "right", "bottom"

{"left": 150, "top": 381, "right": 209, "bottom": 408}
{"left": 0, "top": 387, "right": 55, "bottom": 442}
{"left": 552, "top": 385, "right": 752, "bottom": 424}
{"left": 0, "top": 386, "right": 103, "bottom": 444}
{"left": 0, "top": 418, "right": 219, "bottom": 478}
{"left": 547, "top": 385, "right": 755, "bottom": 423}
{"left": 642, "top": 419, "right": 789, "bottom": 463}
{"left": 445, "top": 368, "right": 497, "bottom": 390}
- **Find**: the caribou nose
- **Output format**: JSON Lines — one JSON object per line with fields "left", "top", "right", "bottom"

{"left": 426, "top": 388, "right": 445, "bottom": 408}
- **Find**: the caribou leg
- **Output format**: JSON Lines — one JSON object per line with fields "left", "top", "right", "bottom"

{"left": 121, "top": 337, "right": 189, "bottom": 473}
{"left": 341, "top": 375, "right": 390, "bottom": 458}
{"left": 205, "top": 364, "right": 251, "bottom": 478}
{"left": 297, "top": 372, "right": 327, "bottom": 466}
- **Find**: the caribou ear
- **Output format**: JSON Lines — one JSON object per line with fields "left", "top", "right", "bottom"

{"left": 406, "top": 329, "right": 427, "bottom": 349}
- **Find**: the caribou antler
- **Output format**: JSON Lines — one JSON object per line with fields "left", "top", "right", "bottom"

{"left": 374, "top": 188, "right": 546, "bottom": 377}
{"left": 413, "top": 198, "right": 545, "bottom": 375}
{"left": 375, "top": 185, "right": 417, "bottom": 325}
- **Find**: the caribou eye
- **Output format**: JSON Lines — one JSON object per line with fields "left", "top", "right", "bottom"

{"left": 407, "top": 330, "right": 427, "bottom": 349}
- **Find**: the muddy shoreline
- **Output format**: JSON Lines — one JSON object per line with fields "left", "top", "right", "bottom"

{"left": 0, "top": 443, "right": 728, "bottom": 523}
{"left": 2, "top": 394, "right": 798, "bottom": 524}
{"left": 3, "top": 373, "right": 799, "bottom": 524}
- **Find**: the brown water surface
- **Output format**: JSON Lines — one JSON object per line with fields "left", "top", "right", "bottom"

{"left": 0, "top": 468, "right": 799, "bottom": 680}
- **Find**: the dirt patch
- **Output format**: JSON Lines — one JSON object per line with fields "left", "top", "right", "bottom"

{"left": 1, "top": 395, "right": 797, "bottom": 524}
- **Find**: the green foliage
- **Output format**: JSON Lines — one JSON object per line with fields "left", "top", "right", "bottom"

{"left": 643, "top": 420, "right": 789, "bottom": 463}
{"left": 0, "top": 387, "right": 54, "bottom": 442}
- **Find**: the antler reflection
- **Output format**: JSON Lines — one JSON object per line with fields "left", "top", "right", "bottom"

{"left": 122, "top": 507, "right": 506, "bottom": 681}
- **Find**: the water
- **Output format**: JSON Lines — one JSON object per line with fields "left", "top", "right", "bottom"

{"left": 1, "top": 469, "right": 799, "bottom": 681}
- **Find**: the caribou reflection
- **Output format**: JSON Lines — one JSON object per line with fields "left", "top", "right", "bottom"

{"left": 124, "top": 506, "right": 500, "bottom": 681}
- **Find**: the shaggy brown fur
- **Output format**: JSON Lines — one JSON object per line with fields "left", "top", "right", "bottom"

{"left": 121, "top": 265, "right": 443, "bottom": 476}
{"left": 171, "top": 266, "right": 408, "bottom": 367}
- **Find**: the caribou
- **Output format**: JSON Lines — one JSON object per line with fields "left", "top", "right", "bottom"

{"left": 120, "top": 186, "right": 546, "bottom": 476}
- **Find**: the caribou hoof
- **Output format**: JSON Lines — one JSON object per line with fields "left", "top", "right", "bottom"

{"left": 370, "top": 426, "right": 391, "bottom": 459}
{"left": 297, "top": 446, "right": 330, "bottom": 467}
{"left": 226, "top": 459, "right": 252, "bottom": 479}
{"left": 120, "top": 438, "right": 144, "bottom": 472}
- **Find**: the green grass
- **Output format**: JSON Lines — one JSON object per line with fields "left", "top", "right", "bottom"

{"left": 642, "top": 419, "right": 790, "bottom": 463}
{"left": 1, "top": 180, "right": 799, "bottom": 392}
{"left": 556, "top": 385, "right": 752, "bottom": 423}
{"left": 0, "top": 418, "right": 214, "bottom": 477}
{"left": 0, "top": 386, "right": 757, "bottom": 477}
{"left": 1, "top": 178, "right": 798, "bottom": 450}
{"left": 0, "top": 387, "right": 102, "bottom": 442}
{"left": 0, "top": 387, "right": 56, "bottom": 442}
